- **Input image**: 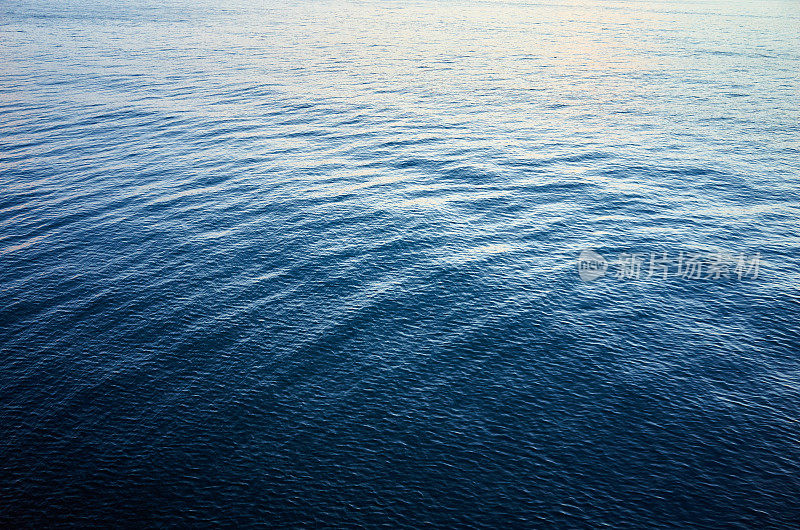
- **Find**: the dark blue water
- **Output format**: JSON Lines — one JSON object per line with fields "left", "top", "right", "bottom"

{"left": 2, "top": 0, "right": 799, "bottom": 526}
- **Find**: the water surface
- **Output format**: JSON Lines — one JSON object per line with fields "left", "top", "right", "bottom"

{"left": 1, "top": 0, "right": 799, "bottom": 526}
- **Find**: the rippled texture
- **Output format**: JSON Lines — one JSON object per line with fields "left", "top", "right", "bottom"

{"left": 1, "top": 0, "right": 799, "bottom": 526}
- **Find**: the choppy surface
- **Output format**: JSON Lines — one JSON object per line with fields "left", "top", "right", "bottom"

{"left": 1, "top": 0, "right": 799, "bottom": 526}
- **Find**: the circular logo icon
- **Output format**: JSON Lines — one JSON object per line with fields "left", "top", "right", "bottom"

{"left": 577, "top": 249, "right": 608, "bottom": 281}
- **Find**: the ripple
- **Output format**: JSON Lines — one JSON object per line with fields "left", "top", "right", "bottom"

{"left": 1, "top": 0, "right": 799, "bottom": 526}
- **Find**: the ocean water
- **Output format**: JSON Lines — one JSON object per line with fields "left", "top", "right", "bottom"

{"left": 1, "top": 0, "right": 799, "bottom": 525}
